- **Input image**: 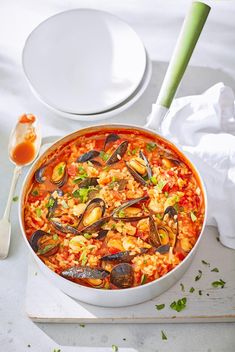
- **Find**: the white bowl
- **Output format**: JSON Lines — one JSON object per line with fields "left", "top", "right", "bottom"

{"left": 22, "top": 9, "right": 147, "bottom": 115}
{"left": 31, "top": 51, "right": 152, "bottom": 121}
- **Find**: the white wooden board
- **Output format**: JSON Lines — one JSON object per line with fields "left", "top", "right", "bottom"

{"left": 26, "top": 226, "right": 235, "bottom": 323}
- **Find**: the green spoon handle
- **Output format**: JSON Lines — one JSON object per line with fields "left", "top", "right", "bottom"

{"left": 146, "top": 1, "right": 210, "bottom": 130}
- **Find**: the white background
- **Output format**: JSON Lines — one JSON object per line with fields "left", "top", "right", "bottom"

{"left": 0, "top": 0, "right": 235, "bottom": 351}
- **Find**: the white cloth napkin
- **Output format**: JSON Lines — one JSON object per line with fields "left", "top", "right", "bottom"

{"left": 161, "top": 82, "right": 235, "bottom": 249}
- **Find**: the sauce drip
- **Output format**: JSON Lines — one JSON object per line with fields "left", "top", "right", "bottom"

{"left": 12, "top": 141, "right": 35, "bottom": 165}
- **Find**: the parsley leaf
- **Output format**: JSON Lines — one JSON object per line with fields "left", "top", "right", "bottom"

{"left": 146, "top": 142, "right": 157, "bottom": 152}
{"left": 211, "top": 267, "right": 219, "bottom": 272}
{"left": 212, "top": 279, "right": 226, "bottom": 288}
{"left": 189, "top": 287, "right": 195, "bottom": 293}
{"left": 150, "top": 176, "right": 157, "bottom": 185}
{"left": 131, "top": 148, "right": 138, "bottom": 155}
{"left": 73, "top": 188, "right": 90, "bottom": 202}
{"left": 140, "top": 274, "right": 147, "bottom": 285}
{"left": 100, "top": 151, "right": 109, "bottom": 161}
{"left": 112, "top": 345, "right": 118, "bottom": 352}
{"left": 12, "top": 196, "right": 19, "bottom": 202}
{"left": 170, "top": 297, "right": 187, "bottom": 312}
{"left": 201, "top": 260, "right": 210, "bottom": 266}
{"left": 156, "top": 179, "right": 167, "bottom": 192}
{"left": 161, "top": 330, "right": 167, "bottom": 340}
{"left": 180, "top": 283, "right": 185, "bottom": 292}
{"left": 195, "top": 270, "right": 202, "bottom": 281}
{"left": 53, "top": 234, "right": 58, "bottom": 241}
{"left": 35, "top": 208, "right": 42, "bottom": 218}
{"left": 79, "top": 323, "right": 85, "bottom": 328}
{"left": 31, "top": 189, "right": 39, "bottom": 196}
{"left": 155, "top": 304, "right": 165, "bottom": 310}
{"left": 83, "top": 233, "right": 92, "bottom": 240}
{"left": 46, "top": 198, "right": 55, "bottom": 208}
{"left": 199, "top": 290, "right": 202, "bottom": 295}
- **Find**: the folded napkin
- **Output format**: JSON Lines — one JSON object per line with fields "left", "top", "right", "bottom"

{"left": 161, "top": 82, "right": 235, "bottom": 249}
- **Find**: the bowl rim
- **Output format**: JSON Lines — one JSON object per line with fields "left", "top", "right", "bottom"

{"left": 19, "top": 123, "right": 208, "bottom": 295}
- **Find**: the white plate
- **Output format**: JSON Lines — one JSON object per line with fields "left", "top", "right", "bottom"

{"left": 33, "top": 51, "right": 152, "bottom": 121}
{"left": 22, "top": 9, "right": 147, "bottom": 115}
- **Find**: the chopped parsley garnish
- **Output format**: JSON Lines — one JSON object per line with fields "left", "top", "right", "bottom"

{"left": 140, "top": 274, "right": 147, "bottom": 285}
{"left": 73, "top": 173, "right": 88, "bottom": 183}
{"left": 73, "top": 188, "right": 90, "bottom": 202}
{"left": 155, "top": 303, "right": 165, "bottom": 310}
{"left": 211, "top": 279, "right": 226, "bottom": 288}
{"left": 31, "top": 189, "right": 39, "bottom": 196}
{"left": 180, "top": 283, "right": 185, "bottom": 292}
{"left": 190, "top": 211, "right": 197, "bottom": 222}
{"left": 199, "top": 290, "right": 202, "bottom": 296}
{"left": 211, "top": 267, "right": 219, "bottom": 272}
{"left": 52, "top": 349, "right": 61, "bottom": 352}
{"left": 195, "top": 270, "right": 202, "bottom": 281}
{"left": 201, "top": 260, "right": 210, "bottom": 266}
{"left": 156, "top": 213, "right": 163, "bottom": 220}
{"left": 170, "top": 297, "right": 187, "bottom": 312}
{"left": 57, "top": 164, "right": 65, "bottom": 176}
{"left": 189, "top": 287, "right": 195, "bottom": 293}
{"left": 38, "top": 244, "right": 56, "bottom": 255}
{"left": 118, "top": 210, "right": 125, "bottom": 218}
{"left": 35, "top": 208, "right": 42, "bottom": 218}
{"left": 79, "top": 323, "right": 85, "bottom": 328}
{"left": 131, "top": 148, "right": 138, "bottom": 155}
{"left": 161, "top": 330, "right": 167, "bottom": 340}
{"left": 100, "top": 151, "right": 109, "bottom": 161}
{"left": 80, "top": 251, "right": 88, "bottom": 266}
{"left": 164, "top": 192, "right": 169, "bottom": 197}
{"left": 146, "top": 142, "right": 157, "bottom": 152}
{"left": 156, "top": 179, "right": 167, "bottom": 192}
{"left": 112, "top": 345, "right": 118, "bottom": 352}
{"left": 83, "top": 233, "right": 92, "bottom": 240}
{"left": 53, "top": 234, "right": 58, "bottom": 241}
{"left": 12, "top": 196, "right": 19, "bottom": 202}
{"left": 150, "top": 176, "right": 157, "bottom": 185}
{"left": 46, "top": 198, "right": 55, "bottom": 208}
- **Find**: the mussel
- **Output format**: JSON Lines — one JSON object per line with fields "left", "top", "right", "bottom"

{"left": 126, "top": 151, "right": 152, "bottom": 186}
{"left": 106, "top": 140, "right": 128, "bottom": 165}
{"left": 110, "top": 263, "right": 134, "bottom": 288}
{"left": 78, "top": 177, "right": 98, "bottom": 188}
{"left": 163, "top": 205, "right": 179, "bottom": 236}
{"left": 61, "top": 266, "right": 110, "bottom": 280}
{"left": 149, "top": 214, "right": 176, "bottom": 249}
{"left": 103, "top": 133, "right": 120, "bottom": 150}
{"left": 101, "top": 248, "right": 148, "bottom": 263}
{"left": 46, "top": 195, "right": 58, "bottom": 219}
{"left": 112, "top": 195, "right": 149, "bottom": 220}
{"left": 35, "top": 164, "right": 47, "bottom": 183}
{"left": 96, "top": 229, "right": 109, "bottom": 240}
{"left": 156, "top": 244, "right": 170, "bottom": 254}
{"left": 78, "top": 198, "right": 106, "bottom": 229}
{"left": 50, "top": 219, "right": 80, "bottom": 235}
{"left": 29, "top": 230, "right": 60, "bottom": 256}
{"left": 50, "top": 161, "right": 67, "bottom": 187}
{"left": 77, "top": 150, "right": 100, "bottom": 163}
{"left": 89, "top": 160, "right": 102, "bottom": 167}
{"left": 148, "top": 215, "right": 161, "bottom": 247}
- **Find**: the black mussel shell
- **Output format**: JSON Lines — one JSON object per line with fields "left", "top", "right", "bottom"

{"left": 80, "top": 216, "right": 111, "bottom": 234}
{"left": 110, "top": 263, "right": 134, "bottom": 288}
{"left": 78, "top": 198, "right": 106, "bottom": 229}
{"left": 101, "top": 248, "right": 148, "bottom": 263}
{"left": 61, "top": 266, "right": 110, "bottom": 279}
{"left": 78, "top": 177, "right": 99, "bottom": 188}
{"left": 112, "top": 196, "right": 149, "bottom": 217}
{"left": 148, "top": 215, "right": 161, "bottom": 247}
{"left": 29, "top": 230, "right": 59, "bottom": 256}
{"left": 56, "top": 189, "right": 64, "bottom": 197}
{"left": 77, "top": 150, "right": 100, "bottom": 163}
{"left": 106, "top": 141, "right": 128, "bottom": 165}
{"left": 35, "top": 165, "right": 47, "bottom": 183}
{"left": 96, "top": 229, "right": 109, "bottom": 240}
{"left": 139, "top": 150, "right": 152, "bottom": 179}
{"left": 156, "top": 244, "right": 170, "bottom": 254}
{"left": 125, "top": 162, "right": 147, "bottom": 186}
{"left": 29, "top": 230, "right": 48, "bottom": 252}
{"left": 164, "top": 206, "right": 177, "bottom": 219}
{"left": 117, "top": 179, "right": 128, "bottom": 191}
{"left": 113, "top": 215, "right": 149, "bottom": 222}
{"left": 104, "top": 133, "right": 120, "bottom": 150}
{"left": 50, "top": 219, "right": 80, "bottom": 235}
{"left": 46, "top": 196, "right": 58, "bottom": 219}
{"left": 50, "top": 162, "right": 67, "bottom": 188}
{"left": 89, "top": 160, "right": 102, "bottom": 167}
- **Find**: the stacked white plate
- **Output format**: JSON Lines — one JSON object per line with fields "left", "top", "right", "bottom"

{"left": 22, "top": 9, "right": 152, "bottom": 121}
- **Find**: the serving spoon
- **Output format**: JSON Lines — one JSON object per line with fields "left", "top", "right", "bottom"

{"left": 0, "top": 114, "right": 41, "bottom": 259}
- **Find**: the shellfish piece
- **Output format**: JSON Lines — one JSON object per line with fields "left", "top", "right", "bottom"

{"left": 139, "top": 150, "right": 153, "bottom": 179}
{"left": 106, "top": 140, "right": 128, "bottom": 165}
{"left": 96, "top": 229, "right": 109, "bottom": 240}
{"left": 112, "top": 195, "right": 149, "bottom": 217}
{"left": 103, "top": 133, "right": 120, "bottom": 150}
{"left": 101, "top": 248, "right": 148, "bottom": 263}
{"left": 148, "top": 215, "right": 161, "bottom": 247}
{"left": 51, "top": 161, "right": 67, "bottom": 187}
{"left": 78, "top": 198, "right": 106, "bottom": 229}
{"left": 126, "top": 162, "right": 147, "bottom": 186}
{"left": 29, "top": 230, "right": 60, "bottom": 256}
{"left": 61, "top": 266, "right": 110, "bottom": 279}
{"left": 77, "top": 150, "right": 100, "bottom": 163}
{"left": 156, "top": 244, "right": 170, "bottom": 254}
{"left": 35, "top": 164, "right": 47, "bottom": 183}
{"left": 80, "top": 216, "right": 111, "bottom": 234}
{"left": 78, "top": 177, "right": 98, "bottom": 188}
{"left": 129, "top": 157, "right": 146, "bottom": 175}
{"left": 50, "top": 219, "right": 80, "bottom": 235}
{"left": 110, "top": 263, "right": 134, "bottom": 288}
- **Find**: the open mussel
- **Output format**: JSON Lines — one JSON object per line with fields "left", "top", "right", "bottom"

{"left": 78, "top": 198, "right": 105, "bottom": 229}
{"left": 50, "top": 161, "right": 67, "bottom": 187}
{"left": 29, "top": 230, "right": 60, "bottom": 256}
{"left": 96, "top": 229, "right": 109, "bottom": 240}
{"left": 148, "top": 215, "right": 161, "bottom": 247}
{"left": 163, "top": 205, "right": 179, "bottom": 236}
{"left": 46, "top": 195, "right": 57, "bottom": 219}
{"left": 78, "top": 177, "right": 98, "bottom": 188}
{"left": 101, "top": 248, "right": 148, "bottom": 263}
{"left": 126, "top": 151, "right": 152, "bottom": 186}
{"left": 112, "top": 195, "right": 149, "bottom": 221}
{"left": 61, "top": 266, "right": 110, "bottom": 280}
{"left": 156, "top": 244, "right": 170, "bottom": 254}
{"left": 110, "top": 263, "right": 134, "bottom": 288}
{"left": 106, "top": 140, "right": 128, "bottom": 165}
{"left": 103, "top": 133, "right": 120, "bottom": 150}
{"left": 35, "top": 164, "right": 47, "bottom": 183}
{"left": 77, "top": 150, "right": 100, "bottom": 163}
{"left": 149, "top": 214, "right": 177, "bottom": 249}
{"left": 50, "top": 219, "right": 80, "bottom": 235}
